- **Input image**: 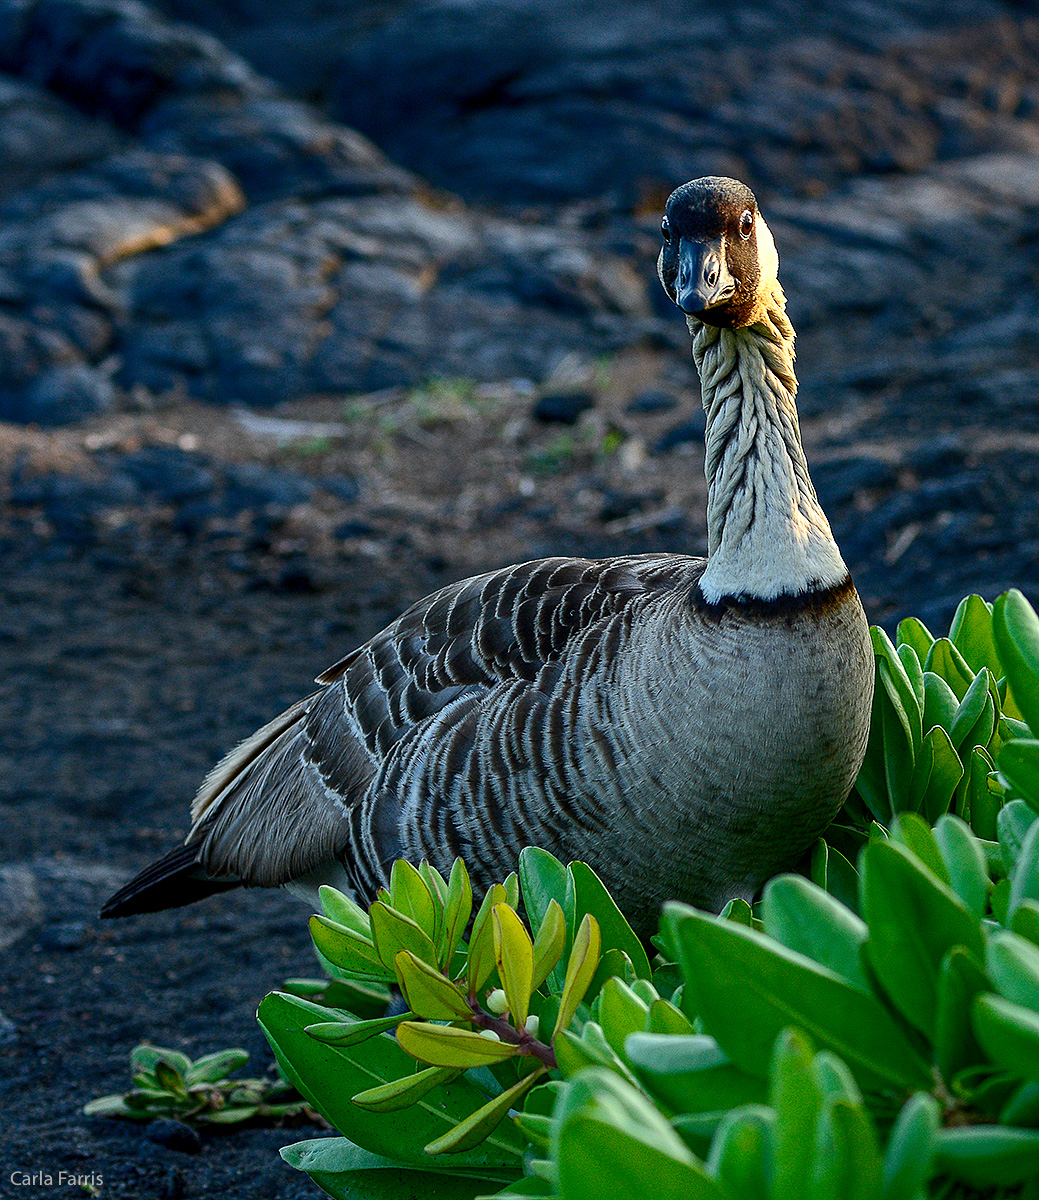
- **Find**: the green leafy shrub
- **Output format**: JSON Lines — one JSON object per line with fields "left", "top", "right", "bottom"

{"left": 85, "top": 1044, "right": 314, "bottom": 1125}
{"left": 255, "top": 587, "right": 1039, "bottom": 1198}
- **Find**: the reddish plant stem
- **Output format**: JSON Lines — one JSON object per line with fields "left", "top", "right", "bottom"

{"left": 468, "top": 1002, "right": 557, "bottom": 1069}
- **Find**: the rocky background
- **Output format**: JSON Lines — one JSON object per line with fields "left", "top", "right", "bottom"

{"left": 1, "top": 0, "right": 1039, "bottom": 1195}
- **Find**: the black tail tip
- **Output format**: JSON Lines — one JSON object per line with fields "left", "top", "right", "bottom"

{"left": 101, "top": 843, "right": 240, "bottom": 918}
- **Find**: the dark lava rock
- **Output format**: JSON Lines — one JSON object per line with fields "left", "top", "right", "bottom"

{"left": 37, "top": 920, "right": 89, "bottom": 951}
{"left": 121, "top": 447, "right": 218, "bottom": 503}
{"left": 533, "top": 390, "right": 595, "bottom": 425}
{"left": 334, "top": 519, "right": 375, "bottom": 540}
{"left": 654, "top": 411, "right": 707, "bottom": 454}
{"left": 330, "top": 0, "right": 1031, "bottom": 207}
{"left": 811, "top": 457, "right": 898, "bottom": 509}
{"left": 12, "top": 364, "right": 115, "bottom": 425}
{"left": 626, "top": 388, "right": 677, "bottom": 415}
{"left": 224, "top": 462, "right": 314, "bottom": 509}
{"left": 322, "top": 474, "right": 362, "bottom": 504}
{"left": 145, "top": 1120, "right": 202, "bottom": 1156}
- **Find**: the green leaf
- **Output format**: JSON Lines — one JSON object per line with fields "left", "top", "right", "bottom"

{"left": 950, "top": 595, "right": 1000, "bottom": 676}
{"left": 665, "top": 904, "right": 932, "bottom": 1091}
{"left": 925, "top": 637, "right": 976, "bottom": 701}
{"left": 519, "top": 848, "right": 569, "bottom": 992}
{"left": 184, "top": 1049, "right": 249, "bottom": 1085}
{"left": 646, "top": 999, "right": 694, "bottom": 1036}
{"left": 889, "top": 811, "right": 950, "bottom": 884}
{"left": 319, "top": 885, "right": 373, "bottom": 938}
{"left": 910, "top": 726, "right": 963, "bottom": 823}
{"left": 479, "top": 1179, "right": 554, "bottom": 1198}
{"left": 468, "top": 884, "right": 509, "bottom": 995}
{"left": 493, "top": 905, "right": 534, "bottom": 1029}
{"left": 441, "top": 858, "right": 474, "bottom": 973}
{"left": 923, "top": 671, "right": 960, "bottom": 738}
{"left": 898, "top": 643, "right": 925, "bottom": 715}
{"left": 427, "top": 1070, "right": 544, "bottom": 1155}
{"left": 258, "top": 992, "right": 525, "bottom": 1171}
{"left": 351, "top": 1065, "right": 461, "bottom": 1113}
{"left": 704, "top": 1104, "right": 774, "bottom": 1200}
{"left": 881, "top": 1092, "right": 939, "bottom": 1200}
{"left": 396, "top": 951, "right": 474, "bottom": 1021}
{"left": 934, "top": 947, "right": 989, "bottom": 1081}
{"left": 999, "top": 799, "right": 1038, "bottom": 873}
{"left": 933, "top": 813, "right": 990, "bottom": 918}
{"left": 306, "top": 1013, "right": 413, "bottom": 1047}
{"left": 860, "top": 839, "right": 984, "bottom": 1037}
{"left": 280, "top": 1138, "right": 509, "bottom": 1198}
{"left": 1013, "top": 900, "right": 1039, "bottom": 949}
{"left": 875, "top": 654, "right": 919, "bottom": 812}
{"left": 1009, "top": 818, "right": 1039, "bottom": 924}
{"left": 761, "top": 875, "right": 869, "bottom": 991}
{"left": 153, "top": 1060, "right": 186, "bottom": 1095}
{"left": 950, "top": 668, "right": 996, "bottom": 756}
{"left": 934, "top": 1125, "right": 1039, "bottom": 1188}
{"left": 389, "top": 861, "right": 438, "bottom": 942}
{"left": 309, "top": 915, "right": 393, "bottom": 982}
{"left": 973, "top": 993, "right": 1039, "bottom": 1086}
{"left": 770, "top": 1027, "right": 822, "bottom": 1199}
{"left": 553, "top": 1069, "right": 725, "bottom": 1200}
{"left": 987, "top": 930, "right": 1039, "bottom": 1009}
{"left": 370, "top": 901, "right": 439, "bottom": 979}
{"left": 719, "top": 896, "right": 754, "bottom": 926}
{"left": 963, "top": 745, "right": 1001, "bottom": 840}
{"left": 811, "top": 839, "right": 860, "bottom": 914}
{"left": 553, "top": 1023, "right": 632, "bottom": 1082}
{"left": 810, "top": 1099, "right": 883, "bottom": 1200}
{"left": 397, "top": 1023, "right": 519, "bottom": 1069}
{"left": 875, "top": 626, "right": 922, "bottom": 741}
{"left": 553, "top": 914, "right": 601, "bottom": 1038}
{"left": 131, "top": 1045, "right": 191, "bottom": 1078}
{"left": 568, "top": 861, "right": 651, "bottom": 981}
{"left": 625, "top": 1033, "right": 766, "bottom": 1115}
{"left": 1000, "top": 739, "right": 1039, "bottom": 813}
{"left": 898, "top": 615, "right": 935, "bottom": 660}
{"left": 993, "top": 589, "right": 1039, "bottom": 734}
{"left": 530, "top": 900, "right": 566, "bottom": 993}
{"left": 1000, "top": 1081, "right": 1039, "bottom": 1128}
{"left": 83, "top": 1095, "right": 137, "bottom": 1118}
{"left": 597, "top": 978, "right": 649, "bottom": 1062}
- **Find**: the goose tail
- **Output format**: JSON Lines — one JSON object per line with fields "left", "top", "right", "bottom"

{"left": 100, "top": 842, "right": 240, "bottom": 918}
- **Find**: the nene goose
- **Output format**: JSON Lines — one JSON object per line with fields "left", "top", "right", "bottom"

{"left": 103, "top": 177, "right": 873, "bottom": 936}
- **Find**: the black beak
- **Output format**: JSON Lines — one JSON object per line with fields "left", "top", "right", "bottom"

{"left": 675, "top": 237, "right": 736, "bottom": 316}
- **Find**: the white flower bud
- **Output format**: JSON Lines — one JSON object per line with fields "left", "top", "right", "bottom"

{"left": 486, "top": 988, "right": 509, "bottom": 1015}
{"left": 478, "top": 1029, "right": 501, "bottom": 1042}
{"left": 524, "top": 1015, "right": 540, "bottom": 1038}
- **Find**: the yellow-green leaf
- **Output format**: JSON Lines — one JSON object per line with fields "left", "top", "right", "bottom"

{"left": 389, "top": 860, "right": 439, "bottom": 942}
{"left": 395, "top": 950, "right": 473, "bottom": 1021}
{"left": 493, "top": 904, "right": 534, "bottom": 1029}
{"left": 440, "top": 857, "right": 473, "bottom": 971}
{"left": 426, "top": 1068, "right": 545, "bottom": 1155}
{"left": 396, "top": 1022, "right": 519, "bottom": 1068}
{"left": 553, "top": 913, "right": 602, "bottom": 1038}
{"left": 369, "top": 901, "right": 439, "bottom": 978}
{"left": 351, "top": 1064, "right": 460, "bottom": 1112}
{"left": 531, "top": 899, "right": 566, "bottom": 991}
{"left": 467, "top": 884, "right": 508, "bottom": 995}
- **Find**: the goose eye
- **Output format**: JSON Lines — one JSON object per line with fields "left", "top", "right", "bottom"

{"left": 661, "top": 217, "right": 672, "bottom": 245}
{"left": 739, "top": 210, "right": 754, "bottom": 239}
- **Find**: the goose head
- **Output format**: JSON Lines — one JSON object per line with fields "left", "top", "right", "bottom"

{"left": 657, "top": 176, "right": 780, "bottom": 329}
